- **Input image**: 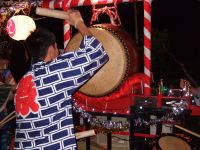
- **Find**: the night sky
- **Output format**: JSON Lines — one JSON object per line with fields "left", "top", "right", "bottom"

{"left": 152, "top": 0, "right": 200, "bottom": 62}
{"left": 151, "top": 0, "right": 200, "bottom": 87}
{"left": 9, "top": 0, "right": 200, "bottom": 87}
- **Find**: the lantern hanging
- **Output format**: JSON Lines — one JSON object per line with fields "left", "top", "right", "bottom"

{"left": 6, "top": 15, "right": 36, "bottom": 41}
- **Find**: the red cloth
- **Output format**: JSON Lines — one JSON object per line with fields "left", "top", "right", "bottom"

{"left": 73, "top": 73, "right": 145, "bottom": 103}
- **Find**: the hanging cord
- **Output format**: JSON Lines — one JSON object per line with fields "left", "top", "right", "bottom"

{"left": 90, "top": 0, "right": 121, "bottom": 26}
{"left": 22, "top": 42, "right": 29, "bottom": 61}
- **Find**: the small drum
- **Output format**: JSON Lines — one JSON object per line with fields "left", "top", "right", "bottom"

{"left": 153, "top": 133, "right": 196, "bottom": 150}
{"left": 65, "top": 24, "right": 140, "bottom": 97}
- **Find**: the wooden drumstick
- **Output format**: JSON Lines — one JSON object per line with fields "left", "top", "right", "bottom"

{"left": 0, "top": 110, "right": 15, "bottom": 125}
{"left": 174, "top": 125, "right": 200, "bottom": 138}
{"left": 75, "top": 129, "right": 95, "bottom": 139}
{"left": 0, "top": 115, "right": 16, "bottom": 125}
{"left": 35, "top": 7, "right": 69, "bottom": 20}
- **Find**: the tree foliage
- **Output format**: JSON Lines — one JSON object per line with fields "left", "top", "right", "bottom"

{"left": 143, "top": 27, "right": 184, "bottom": 88}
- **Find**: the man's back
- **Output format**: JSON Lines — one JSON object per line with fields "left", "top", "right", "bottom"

{"left": 14, "top": 36, "right": 109, "bottom": 149}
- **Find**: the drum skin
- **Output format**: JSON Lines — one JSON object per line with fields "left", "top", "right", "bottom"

{"left": 65, "top": 24, "right": 140, "bottom": 97}
{"left": 153, "top": 133, "right": 196, "bottom": 150}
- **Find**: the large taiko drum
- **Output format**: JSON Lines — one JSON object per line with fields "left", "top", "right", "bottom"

{"left": 153, "top": 133, "right": 196, "bottom": 150}
{"left": 65, "top": 24, "right": 140, "bottom": 97}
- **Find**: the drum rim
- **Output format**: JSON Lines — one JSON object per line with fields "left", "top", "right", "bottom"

{"left": 87, "top": 25, "right": 130, "bottom": 97}
{"left": 154, "top": 133, "right": 195, "bottom": 150}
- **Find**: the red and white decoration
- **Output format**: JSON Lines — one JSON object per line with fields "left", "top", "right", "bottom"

{"left": 143, "top": 0, "right": 152, "bottom": 95}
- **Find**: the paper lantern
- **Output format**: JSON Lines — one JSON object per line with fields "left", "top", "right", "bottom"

{"left": 6, "top": 15, "right": 36, "bottom": 41}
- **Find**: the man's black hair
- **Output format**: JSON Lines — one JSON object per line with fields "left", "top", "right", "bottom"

{"left": 25, "top": 28, "right": 56, "bottom": 60}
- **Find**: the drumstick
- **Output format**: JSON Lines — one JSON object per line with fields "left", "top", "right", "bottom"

{"left": 174, "top": 125, "right": 200, "bottom": 138}
{"left": 0, "top": 110, "right": 95, "bottom": 139}
{"left": 0, "top": 110, "right": 15, "bottom": 125}
{"left": 35, "top": 7, "right": 69, "bottom": 20}
{"left": 75, "top": 129, "right": 95, "bottom": 139}
{"left": 0, "top": 115, "right": 16, "bottom": 125}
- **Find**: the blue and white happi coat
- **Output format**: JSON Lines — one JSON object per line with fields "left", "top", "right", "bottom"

{"left": 14, "top": 36, "right": 109, "bottom": 150}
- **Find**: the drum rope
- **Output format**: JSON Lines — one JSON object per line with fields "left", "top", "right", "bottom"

{"left": 90, "top": 0, "right": 121, "bottom": 26}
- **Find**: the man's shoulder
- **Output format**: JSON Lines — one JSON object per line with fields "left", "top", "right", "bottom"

{"left": 4, "top": 68, "right": 11, "bottom": 74}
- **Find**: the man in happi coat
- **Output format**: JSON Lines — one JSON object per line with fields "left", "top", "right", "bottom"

{"left": 14, "top": 9, "right": 109, "bottom": 149}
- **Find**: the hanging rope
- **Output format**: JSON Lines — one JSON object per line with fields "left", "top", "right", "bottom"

{"left": 90, "top": 0, "right": 121, "bottom": 26}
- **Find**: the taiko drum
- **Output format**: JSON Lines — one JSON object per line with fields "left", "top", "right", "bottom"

{"left": 65, "top": 24, "right": 140, "bottom": 97}
{"left": 153, "top": 133, "right": 196, "bottom": 150}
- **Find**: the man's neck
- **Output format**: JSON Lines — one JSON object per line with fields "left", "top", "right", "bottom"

{"left": 32, "top": 57, "right": 43, "bottom": 64}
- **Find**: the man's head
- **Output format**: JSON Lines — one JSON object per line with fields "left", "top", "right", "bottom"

{"left": 25, "top": 28, "right": 59, "bottom": 62}
{"left": 0, "top": 51, "right": 9, "bottom": 73}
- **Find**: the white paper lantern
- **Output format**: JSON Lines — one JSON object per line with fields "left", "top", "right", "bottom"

{"left": 6, "top": 15, "right": 36, "bottom": 41}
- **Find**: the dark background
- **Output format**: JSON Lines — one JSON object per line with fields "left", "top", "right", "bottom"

{"left": 9, "top": 0, "right": 200, "bottom": 88}
{"left": 152, "top": 0, "right": 200, "bottom": 62}
{"left": 6, "top": 1, "right": 200, "bottom": 149}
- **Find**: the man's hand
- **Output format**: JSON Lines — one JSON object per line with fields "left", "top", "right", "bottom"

{"left": 65, "top": 9, "right": 82, "bottom": 26}
{"left": 180, "top": 78, "right": 199, "bottom": 98}
{"left": 65, "top": 9, "right": 93, "bottom": 37}
{"left": 180, "top": 78, "right": 189, "bottom": 89}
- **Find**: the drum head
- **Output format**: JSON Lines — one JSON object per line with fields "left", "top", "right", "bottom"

{"left": 158, "top": 136, "right": 191, "bottom": 150}
{"left": 153, "top": 133, "right": 195, "bottom": 150}
{"left": 65, "top": 24, "right": 140, "bottom": 97}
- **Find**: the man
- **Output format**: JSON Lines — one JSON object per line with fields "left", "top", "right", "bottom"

{"left": 14, "top": 9, "right": 109, "bottom": 149}
{"left": 0, "top": 51, "right": 17, "bottom": 138}
{"left": 0, "top": 51, "right": 17, "bottom": 93}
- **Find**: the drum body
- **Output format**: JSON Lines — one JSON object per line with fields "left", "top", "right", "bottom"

{"left": 153, "top": 133, "right": 195, "bottom": 150}
{"left": 65, "top": 24, "right": 140, "bottom": 97}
